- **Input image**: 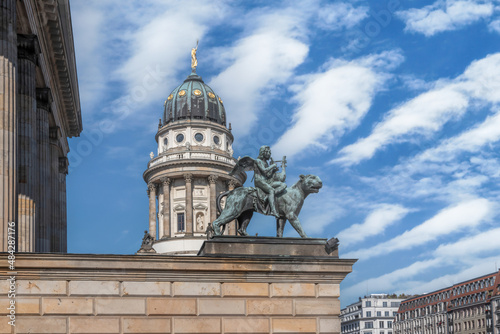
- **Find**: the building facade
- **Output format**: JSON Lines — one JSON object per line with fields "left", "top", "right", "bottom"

{"left": 142, "top": 63, "right": 246, "bottom": 254}
{"left": 341, "top": 294, "right": 405, "bottom": 334}
{"left": 394, "top": 270, "right": 500, "bottom": 334}
{"left": 0, "top": 0, "right": 81, "bottom": 253}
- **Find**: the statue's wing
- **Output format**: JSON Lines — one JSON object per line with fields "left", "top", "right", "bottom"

{"left": 229, "top": 156, "right": 255, "bottom": 176}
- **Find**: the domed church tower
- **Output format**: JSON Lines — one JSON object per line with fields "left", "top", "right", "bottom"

{"left": 142, "top": 49, "right": 245, "bottom": 255}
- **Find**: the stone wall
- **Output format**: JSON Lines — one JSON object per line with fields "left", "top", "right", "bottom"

{"left": 0, "top": 252, "right": 355, "bottom": 334}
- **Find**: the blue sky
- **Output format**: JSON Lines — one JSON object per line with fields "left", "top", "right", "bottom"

{"left": 68, "top": 0, "right": 500, "bottom": 306}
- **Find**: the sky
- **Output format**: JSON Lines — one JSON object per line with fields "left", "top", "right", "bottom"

{"left": 68, "top": 0, "right": 500, "bottom": 306}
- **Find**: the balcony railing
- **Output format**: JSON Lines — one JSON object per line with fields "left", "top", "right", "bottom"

{"left": 148, "top": 151, "right": 235, "bottom": 168}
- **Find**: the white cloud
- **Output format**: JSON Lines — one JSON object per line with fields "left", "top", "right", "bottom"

{"left": 335, "top": 53, "right": 500, "bottom": 166}
{"left": 397, "top": 0, "right": 494, "bottom": 36}
{"left": 490, "top": 19, "right": 500, "bottom": 33}
{"left": 209, "top": 7, "right": 310, "bottom": 138}
{"left": 272, "top": 50, "right": 404, "bottom": 159}
{"left": 317, "top": 2, "right": 369, "bottom": 31}
{"left": 344, "top": 198, "right": 493, "bottom": 260}
{"left": 470, "top": 156, "right": 500, "bottom": 178}
{"left": 408, "top": 110, "right": 500, "bottom": 165}
{"left": 335, "top": 86, "right": 468, "bottom": 165}
{"left": 434, "top": 227, "right": 500, "bottom": 258}
{"left": 114, "top": 2, "right": 229, "bottom": 116}
{"left": 337, "top": 204, "right": 410, "bottom": 246}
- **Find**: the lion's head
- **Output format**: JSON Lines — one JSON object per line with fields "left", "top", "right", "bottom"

{"left": 299, "top": 174, "right": 323, "bottom": 194}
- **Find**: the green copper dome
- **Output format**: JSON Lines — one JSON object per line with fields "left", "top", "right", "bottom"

{"left": 163, "top": 72, "right": 226, "bottom": 126}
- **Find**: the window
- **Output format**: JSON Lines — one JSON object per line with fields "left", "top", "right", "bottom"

{"left": 388, "top": 322, "right": 393, "bottom": 328}
{"left": 385, "top": 311, "right": 390, "bottom": 317}
{"left": 366, "top": 301, "right": 372, "bottom": 307}
{"left": 194, "top": 133, "right": 204, "bottom": 142}
{"left": 366, "top": 311, "right": 372, "bottom": 317}
{"left": 383, "top": 302, "right": 388, "bottom": 307}
{"left": 365, "top": 322, "right": 373, "bottom": 329}
{"left": 176, "top": 133, "right": 184, "bottom": 143}
{"left": 177, "top": 213, "right": 185, "bottom": 232}
{"left": 380, "top": 321, "right": 385, "bottom": 328}
{"left": 377, "top": 311, "right": 382, "bottom": 317}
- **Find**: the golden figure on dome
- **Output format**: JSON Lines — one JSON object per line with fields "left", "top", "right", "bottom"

{"left": 191, "top": 40, "right": 198, "bottom": 71}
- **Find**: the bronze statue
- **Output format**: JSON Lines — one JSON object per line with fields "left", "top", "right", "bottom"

{"left": 254, "top": 145, "right": 286, "bottom": 217}
{"left": 211, "top": 146, "right": 322, "bottom": 237}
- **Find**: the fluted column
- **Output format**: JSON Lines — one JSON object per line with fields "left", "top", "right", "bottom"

{"left": 227, "top": 179, "right": 237, "bottom": 235}
{"left": 49, "top": 126, "right": 60, "bottom": 251}
{"left": 184, "top": 174, "right": 193, "bottom": 235}
{"left": 161, "top": 178, "right": 171, "bottom": 238}
{"left": 208, "top": 175, "right": 218, "bottom": 224}
{"left": 59, "top": 157, "right": 68, "bottom": 253}
{"left": 35, "top": 88, "right": 51, "bottom": 252}
{"left": 17, "top": 34, "right": 38, "bottom": 252}
{"left": 148, "top": 183, "right": 157, "bottom": 239}
{"left": 0, "top": 0, "right": 17, "bottom": 251}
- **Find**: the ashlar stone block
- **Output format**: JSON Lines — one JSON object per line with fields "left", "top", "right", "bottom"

{"left": 43, "top": 297, "right": 93, "bottom": 315}
{"left": 174, "top": 317, "right": 221, "bottom": 333}
{"left": 222, "top": 282, "right": 269, "bottom": 297}
{"left": 295, "top": 298, "right": 339, "bottom": 315}
{"left": 172, "top": 282, "right": 220, "bottom": 296}
{"left": 69, "top": 280, "right": 119, "bottom": 295}
{"left": 272, "top": 283, "right": 316, "bottom": 297}
{"left": 69, "top": 317, "right": 120, "bottom": 333}
{"left": 320, "top": 318, "right": 341, "bottom": 333}
{"left": 122, "top": 281, "right": 170, "bottom": 296}
{"left": 123, "top": 317, "right": 171, "bottom": 333}
{"left": 318, "top": 284, "right": 340, "bottom": 297}
{"left": 16, "top": 316, "right": 67, "bottom": 333}
{"left": 95, "top": 297, "right": 146, "bottom": 315}
{"left": 247, "top": 299, "right": 293, "bottom": 315}
{"left": 198, "top": 299, "right": 245, "bottom": 315}
{"left": 17, "top": 280, "right": 66, "bottom": 295}
{"left": 148, "top": 298, "right": 197, "bottom": 315}
{"left": 272, "top": 318, "right": 317, "bottom": 333}
{"left": 224, "top": 317, "right": 270, "bottom": 333}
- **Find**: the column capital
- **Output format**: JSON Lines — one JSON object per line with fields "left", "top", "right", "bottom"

{"left": 17, "top": 34, "right": 39, "bottom": 63}
{"left": 148, "top": 182, "right": 157, "bottom": 192}
{"left": 208, "top": 175, "right": 218, "bottom": 184}
{"left": 184, "top": 173, "right": 193, "bottom": 183}
{"left": 36, "top": 88, "right": 52, "bottom": 112}
{"left": 161, "top": 177, "right": 171, "bottom": 186}
{"left": 49, "top": 126, "right": 60, "bottom": 140}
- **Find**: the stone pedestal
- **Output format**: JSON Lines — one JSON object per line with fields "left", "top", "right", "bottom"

{"left": 199, "top": 236, "right": 339, "bottom": 258}
{"left": 4, "top": 249, "right": 356, "bottom": 334}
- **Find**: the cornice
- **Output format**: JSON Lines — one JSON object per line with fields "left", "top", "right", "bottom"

{"left": 0, "top": 253, "right": 357, "bottom": 283}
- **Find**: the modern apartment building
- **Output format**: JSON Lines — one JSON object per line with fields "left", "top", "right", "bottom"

{"left": 342, "top": 294, "right": 406, "bottom": 334}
